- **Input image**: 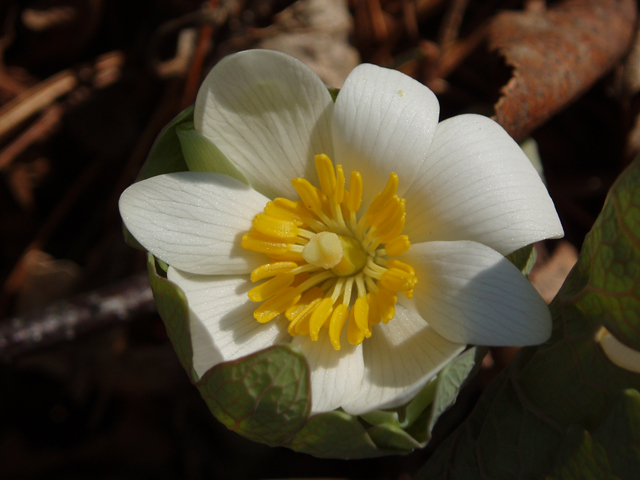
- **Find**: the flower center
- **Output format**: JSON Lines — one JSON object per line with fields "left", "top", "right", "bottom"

{"left": 241, "top": 154, "right": 417, "bottom": 350}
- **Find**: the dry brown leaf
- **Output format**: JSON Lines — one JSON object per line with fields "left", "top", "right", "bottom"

{"left": 529, "top": 241, "right": 579, "bottom": 304}
{"left": 489, "top": 0, "right": 637, "bottom": 141}
{"left": 15, "top": 249, "right": 80, "bottom": 315}
{"left": 258, "top": 0, "right": 360, "bottom": 88}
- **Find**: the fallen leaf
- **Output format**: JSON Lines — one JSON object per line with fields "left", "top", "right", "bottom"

{"left": 489, "top": 0, "right": 636, "bottom": 141}
{"left": 15, "top": 249, "right": 80, "bottom": 314}
{"left": 529, "top": 241, "right": 578, "bottom": 304}
{"left": 258, "top": 0, "right": 360, "bottom": 88}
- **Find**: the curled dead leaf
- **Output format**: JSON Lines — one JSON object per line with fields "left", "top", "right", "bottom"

{"left": 489, "top": 0, "right": 637, "bottom": 141}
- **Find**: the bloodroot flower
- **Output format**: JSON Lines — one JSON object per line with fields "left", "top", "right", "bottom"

{"left": 120, "top": 50, "right": 563, "bottom": 418}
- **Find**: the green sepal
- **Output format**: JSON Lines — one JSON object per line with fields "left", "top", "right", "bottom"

{"left": 123, "top": 223, "right": 145, "bottom": 250}
{"left": 405, "top": 347, "right": 483, "bottom": 444}
{"left": 288, "top": 410, "right": 386, "bottom": 459}
{"left": 519, "top": 137, "right": 546, "bottom": 184}
{"left": 136, "top": 105, "right": 192, "bottom": 182}
{"left": 196, "top": 344, "right": 311, "bottom": 447}
{"left": 147, "top": 253, "right": 197, "bottom": 382}
{"left": 366, "top": 423, "right": 422, "bottom": 453}
{"left": 122, "top": 106, "right": 193, "bottom": 249}
{"left": 506, "top": 243, "right": 537, "bottom": 276}
{"left": 175, "top": 121, "right": 247, "bottom": 183}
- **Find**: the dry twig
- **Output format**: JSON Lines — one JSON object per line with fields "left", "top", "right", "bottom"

{"left": 0, "top": 272, "right": 154, "bottom": 360}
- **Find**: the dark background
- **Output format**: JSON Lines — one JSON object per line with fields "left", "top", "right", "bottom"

{"left": 0, "top": 0, "right": 636, "bottom": 478}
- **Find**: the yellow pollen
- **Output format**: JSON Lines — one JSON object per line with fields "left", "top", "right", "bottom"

{"left": 241, "top": 154, "right": 416, "bottom": 350}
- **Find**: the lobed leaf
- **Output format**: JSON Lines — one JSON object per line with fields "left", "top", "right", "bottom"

{"left": 573, "top": 158, "right": 640, "bottom": 350}
{"left": 196, "top": 344, "right": 311, "bottom": 447}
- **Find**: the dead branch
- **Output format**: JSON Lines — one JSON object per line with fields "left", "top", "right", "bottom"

{"left": 0, "top": 272, "right": 155, "bottom": 360}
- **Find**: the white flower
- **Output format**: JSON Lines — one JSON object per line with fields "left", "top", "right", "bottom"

{"left": 119, "top": 50, "right": 563, "bottom": 416}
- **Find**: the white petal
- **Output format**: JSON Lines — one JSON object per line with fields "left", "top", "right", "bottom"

{"left": 399, "top": 241, "right": 552, "bottom": 346}
{"left": 342, "top": 305, "right": 465, "bottom": 415}
{"left": 194, "top": 49, "right": 334, "bottom": 200}
{"left": 599, "top": 330, "right": 640, "bottom": 373}
{"left": 168, "top": 268, "right": 289, "bottom": 379}
{"left": 291, "top": 329, "right": 365, "bottom": 414}
{"left": 403, "top": 114, "right": 563, "bottom": 255}
{"left": 332, "top": 63, "right": 439, "bottom": 207}
{"left": 119, "top": 172, "right": 267, "bottom": 275}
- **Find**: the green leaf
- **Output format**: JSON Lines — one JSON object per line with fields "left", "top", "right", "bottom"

{"left": 416, "top": 159, "right": 640, "bottom": 479}
{"left": 196, "top": 344, "right": 311, "bottom": 447}
{"left": 545, "top": 425, "right": 619, "bottom": 480}
{"left": 147, "top": 253, "right": 197, "bottom": 381}
{"left": 546, "top": 390, "right": 640, "bottom": 480}
{"left": 573, "top": 158, "right": 640, "bottom": 350}
{"left": 288, "top": 410, "right": 386, "bottom": 459}
{"left": 591, "top": 389, "right": 640, "bottom": 476}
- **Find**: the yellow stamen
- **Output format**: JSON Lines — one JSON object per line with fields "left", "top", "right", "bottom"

{"left": 329, "top": 304, "right": 349, "bottom": 350}
{"left": 315, "top": 154, "right": 336, "bottom": 197}
{"left": 288, "top": 296, "right": 323, "bottom": 336}
{"left": 378, "top": 213, "right": 406, "bottom": 244}
{"left": 368, "top": 195, "right": 400, "bottom": 228}
{"left": 248, "top": 273, "right": 295, "bottom": 302}
{"left": 252, "top": 214, "right": 299, "bottom": 241}
{"left": 285, "top": 287, "right": 324, "bottom": 321}
{"left": 254, "top": 287, "right": 301, "bottom": 323}
{"left": 367, "top": 173, "right": 398, "bottom": 217}
{"left": 384, "top": 235, "right": 411, "bottom": 256}
{"left": 367, "top": 292, "right": 382, "bottom": 327}
{"left": 353, "top": 297, "right": 371, "bottom": 338}
{"left": 376, "top": 288, "right": 397, "bottom": 323}
{"left": 334, "top": 165, "right": 345, "bottom": 204}
{"left": 241, "top": 154, "right": 417, "bottom": 348}
{"left": 268, "top": 251, "right": 306, "bottom": 263}
{"left": 379, "top": 267, "right": 417, "bottom": 292}
{"left": 387, "top": 259, "right": 415, "bottom": 276}
{"left": 292, "top": 178, "right": 324, "bottom": 215}
{"left": 251, "top": 262, "right": 298, "bottom": 282}
{"left": 348, "top": 171, "right": 363, "bottom": 213}
{"left": 309, "top": 297, "right": 334, "bottom": 341}
{"left": 347, "top": 307, "right": 365, "bottom": 345}
{"left": 242, "top": 231, "right": 290, "bottom": 255}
